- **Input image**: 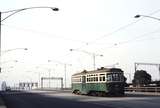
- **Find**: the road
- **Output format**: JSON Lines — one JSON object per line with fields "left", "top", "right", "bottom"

{"left": 0, "top": 91, "right": 111, "bottom": 108}
{"left": 1, "top": 90, "right": 160, "bottom": 108}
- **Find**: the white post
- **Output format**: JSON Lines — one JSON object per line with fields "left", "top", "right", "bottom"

{"left": 64, "top": 64, "right": 66, "bottom": 88}
{"left": 93, "top": 53, "right": 96, "bottom": 71}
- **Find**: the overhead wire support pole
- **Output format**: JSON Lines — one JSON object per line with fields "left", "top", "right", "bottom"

{"left": 64, "top": 64, "right": 67, "bottom": 89}
{"left": 48, "top": 69, "right": 51, "bottom": 88}
{"left": 0, "top": 12, "right": 1, "bottom": 72}
{"left": 93, "top": 53, "right": 96, "bottom": 71}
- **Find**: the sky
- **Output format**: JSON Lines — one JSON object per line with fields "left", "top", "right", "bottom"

{"left": 0, "top": 0, "right": 160, "bottom": 88}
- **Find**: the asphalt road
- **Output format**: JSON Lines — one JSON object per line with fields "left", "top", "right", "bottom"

{"left": 0, "top": 91, "right": 112, "bottom": 108}
{"left": 1, "top": 90, "right": 160, "bottom": 108}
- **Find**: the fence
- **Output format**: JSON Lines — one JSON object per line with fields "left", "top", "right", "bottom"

{"left": 125, "top": 87, "right": 160, "bottom": 93}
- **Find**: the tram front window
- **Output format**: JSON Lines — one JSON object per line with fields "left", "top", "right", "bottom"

{"left": 107, "top": 74, "right": 112, "bottom": 81}
{"left": 107, "top": 73, "right": 122, "bottom": 82}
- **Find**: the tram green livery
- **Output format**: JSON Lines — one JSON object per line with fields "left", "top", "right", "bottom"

{"left": 71, "top": 67, "right": 125, "bottom": 96}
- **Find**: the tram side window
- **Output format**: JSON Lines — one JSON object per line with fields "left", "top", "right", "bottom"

{"left": 96, "top": 77, "right": 98, "bottom": 81}
{"left": 107, "top": 74, "right": 112, "bottom": 81}
{"left": 103, "top": 76, "right": 105, "bottom": 81}
{"left": 86, "top": 74, "right": 99, "bottom": 82}
{"left": 93, "top": 77, "right": 96, "bottom": 81}
{"left": 99, "top": 74, "right": 105, "bottom": 81}
{"left": 91, "top": 77, "right": 93, "bottom": 81}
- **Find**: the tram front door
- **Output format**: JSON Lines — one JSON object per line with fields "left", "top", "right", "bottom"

{"left": 82, "top": 76, "right": 86, "bottom": 93}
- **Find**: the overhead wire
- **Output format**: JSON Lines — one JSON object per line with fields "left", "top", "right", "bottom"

{"left": 93, "top": 26, "right": 160, "bottom": 54}
{"left": 116, "top": 28, "right": 160, "bottom": 46}
{"left": 2, "top": 24, "right": 88, "bottom": 45}
{"left": 58, "top": 19, "right": 145, "bottom": 58}
{"left": 2, "top": 9, "right": 160, "bottom": 60}
{"left": 59, "top": 9, "right": 160, "bottom": 59}
{"left": 83, "top": 8, "right": 160, "bottom": 47}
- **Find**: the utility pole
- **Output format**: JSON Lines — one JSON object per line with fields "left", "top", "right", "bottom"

{"left": 48, "top": 69, "right": 51, "bottom": 88}
{"left": 0, "top": 12, "right": 1, "bottom": 73}
{"left": 64, "top": 64, "right": 67, "bottom": 88}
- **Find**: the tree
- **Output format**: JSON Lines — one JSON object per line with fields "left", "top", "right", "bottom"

{"left": 132, "top": 70, "right": 152, "bottom": 87}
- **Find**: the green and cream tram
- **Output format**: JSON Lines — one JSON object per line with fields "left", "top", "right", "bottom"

{"left": 71, "top": 67, "right": 125, "bottom": 96}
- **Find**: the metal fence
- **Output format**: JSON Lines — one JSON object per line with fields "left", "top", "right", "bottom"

{"left": 125, "top": 87, "right": 160, "bottom": 93}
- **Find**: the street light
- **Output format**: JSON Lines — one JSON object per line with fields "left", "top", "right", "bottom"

{"left": 1, "top": 60, "right": 18, "bottom": 64}
{"left": 0, "top": 7, "right": 59, "bottom": 22}
{"left": 134, "top": 14, "right": 160, "bottom": 21}
{"left": 1, "top": 48, "right": 28, "bottom": 55}
{"left": 48, "top": 59, "right": 72, "bottom": 88}
{"left": 0, "top": 6, "right": 59, "bottom": 73}
{"left": 70, "top": 49, "right": 103, "bottom": 71}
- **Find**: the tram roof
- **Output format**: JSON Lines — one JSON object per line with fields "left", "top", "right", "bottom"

{"left": 72, "top": 67, "right": 123, "bottom": 76}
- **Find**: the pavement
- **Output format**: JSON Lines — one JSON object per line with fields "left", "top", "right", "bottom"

{"left": 0, "top": 92, "right": 7, "bottom": 108}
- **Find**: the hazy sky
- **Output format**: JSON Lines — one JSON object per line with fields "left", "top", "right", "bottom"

{"left": 0, "top": 0, "right": 160, "bottom": 87}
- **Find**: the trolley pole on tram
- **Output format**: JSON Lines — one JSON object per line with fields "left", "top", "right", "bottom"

{"left": 70, "top": 49, "right": 103, "bottom": 71}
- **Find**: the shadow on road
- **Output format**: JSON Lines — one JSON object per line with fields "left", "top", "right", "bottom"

{"left": 0, "top": 91, "right": 113, "bottom": 108}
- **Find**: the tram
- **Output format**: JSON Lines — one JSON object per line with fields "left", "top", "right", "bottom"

{"left": 71, "top": 67, "right": 125, "bottom": 96}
